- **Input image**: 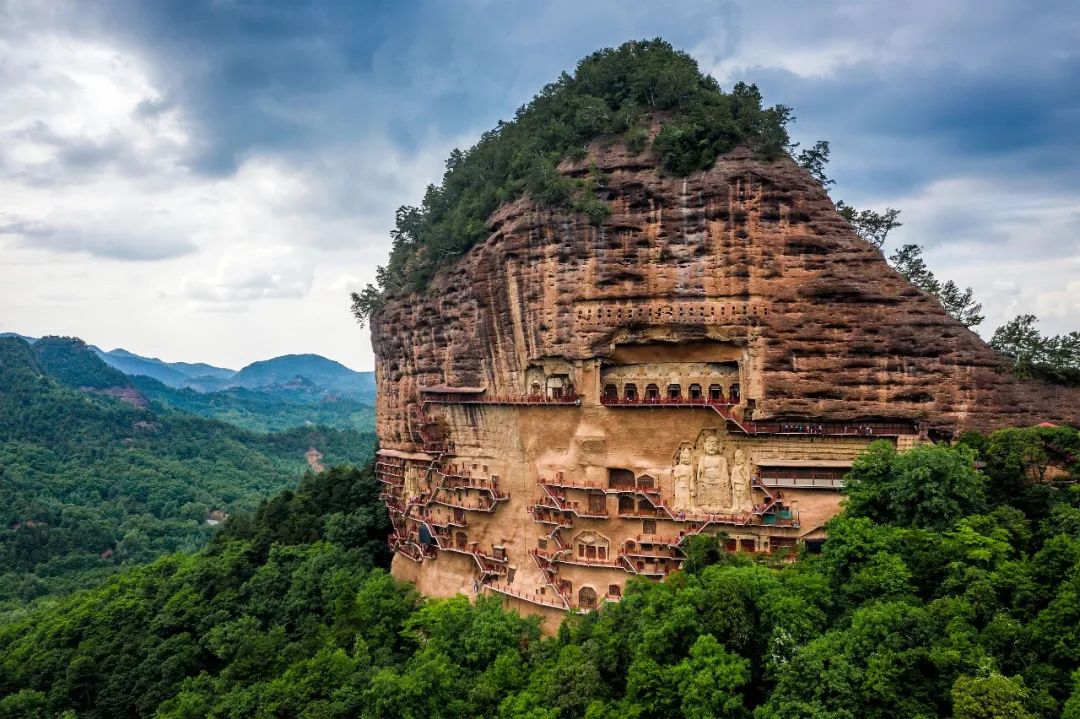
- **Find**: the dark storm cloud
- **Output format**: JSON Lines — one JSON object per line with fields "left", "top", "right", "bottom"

{"left": 3, "top": 0, "right": 1077, "bottom": 332}
{"left": 40, "top": 0, "right": 1071, "bottom": 205}
{"left": 48, "top": 1, "right": 734, "bottom": 173}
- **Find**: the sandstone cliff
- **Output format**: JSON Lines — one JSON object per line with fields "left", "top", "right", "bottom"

{"left": 371, "top": 142, "right": 1080, "bottom": 447}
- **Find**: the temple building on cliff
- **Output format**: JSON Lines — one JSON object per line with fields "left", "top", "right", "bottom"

{"left": 369, "top": 142, "right": 1080, "bottom": 625}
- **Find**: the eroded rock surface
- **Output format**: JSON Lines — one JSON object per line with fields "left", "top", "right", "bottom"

{"left": 370, "top": 142, "right": 1080, "bottom": 621}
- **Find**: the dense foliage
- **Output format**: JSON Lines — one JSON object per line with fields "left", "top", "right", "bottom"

{"left": 889, "top": 244, "right": 985, "bottom": 328}
{"left": 4, "top": 426, "right": 1080, "bottom": 718}
{"left": 0, "top": 337, "right": 374, "bottom": 612}
{"left": 991, "top": 314, "right": 1080, "bottom": 385}
{"left": 33, "top": 336, "right": 132, "bottom": 389}
{"left": 351, "top": 39, "right": 792, "bottom": 319}
{"left": 131, "top": 375, "right": 376, "bottom": 433}
{"left": 0, "top": 465, "right": 393, "bottom": 719}
{"left": 228, "top": 354, "right": 375, "bottom": 397}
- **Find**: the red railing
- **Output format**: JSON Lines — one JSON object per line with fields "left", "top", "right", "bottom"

{"left": 437, "top": 472, "right": 506, "bottom": 495}
{"left": 619, "top": 555, "right": 673, "bottom": 576}
{"left": 486, "top": 583, "right": 571, "bottom": 610}
{"left": 627, "top": 534, "right": 683, "bottom": 549}
{"left": 534, "top": 487, "right": 609, "bottom": 519}
{"left": 621, "top": 542, "right": 683, "bottom": 559}
{"left": 601, "top": 395, "right": 736, "bottom": 407}
{"left": 424, "top": 392, "right": 580, "bottom": 406}
{"left": 530, "top": 507, "right": 574, "bottom": 528}
{"left": 745, "top": 421, "right": 915, "bottom": 437}
{"left": 429, "top": 495, "right": 500, "bottom": 512}
{"left": 600, "top": 396, "right": 917, "bottom": 437}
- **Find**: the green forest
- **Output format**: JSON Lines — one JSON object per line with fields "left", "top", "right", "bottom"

{"left": 2, "top": 426, "right": 1079, "bottom": 718}
{"left": 0, "top": 336, "right": 375, "bottom": 613}
{"left": 131, "top": 375, "right": 376, "bottom": 434}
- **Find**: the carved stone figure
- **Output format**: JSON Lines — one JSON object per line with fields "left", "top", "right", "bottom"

{"left": 695, "top": 435, "right": 730, "bottom": 511}
{"left": 730, "top": 448, "right": 753, "bottom": 513}
{"left": 672, "top": 445, "right": 694, "bottom": 510}
{"left": 404, "top": 463, "right": 421, "bottom": 499}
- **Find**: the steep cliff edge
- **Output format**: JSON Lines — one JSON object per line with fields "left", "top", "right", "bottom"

{"left": 371, "top": 141, "right": 1080, "bottom": 447}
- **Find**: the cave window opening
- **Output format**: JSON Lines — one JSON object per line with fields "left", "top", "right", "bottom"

{"left": 546, "top": 374, "right": 570, "bottom": 399}
{"left": 645, "top": 383, "right": 660, "bottom": 401}
{"left": 730, "top": 383, "right": 741, "bottom": 403}
{"left": 609, "top": 468, "right": 635, "bottom": 490}
{"left": 603, "top": 384, "right": 618, "bottom": 401}
{"left": 624, "top": 383, "right": 638, "bottom": 401}
{"left": 709, "top": 384, "right": 724, "bottom": 402}
{"left": 689, "top": 383, "right": 702, "bottom": 399}
{"left": 667, "top": 384, "right": 681, "bottom": 400}
{"left": 579, "top": 586, "right": 598, "bottom": 609}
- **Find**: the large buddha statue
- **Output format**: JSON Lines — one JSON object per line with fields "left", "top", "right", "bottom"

{"left": 695, "top": 435, "right": 730, "bottom": 511}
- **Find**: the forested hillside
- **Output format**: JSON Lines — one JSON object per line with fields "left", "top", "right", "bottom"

{"left": 2, "top": 427, "right": 1079, "bottom": 718}
{"left": 229, "top": 354, "right": 375, "bottom": 396}
{"left": 0, "top": 337, "right": 375, "bottom": 612}
{"left": 131, "top": 375, "right": 376, "bottom": 433}
{"left": 351, "top": 38, "right": 794, "bottom": 319}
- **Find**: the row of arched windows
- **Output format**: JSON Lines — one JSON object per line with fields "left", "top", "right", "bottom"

{"left": 602, "top": 382, "right": 740, "bottom": 403}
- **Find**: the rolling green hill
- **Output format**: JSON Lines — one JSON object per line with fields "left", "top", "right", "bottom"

{"left": 230, "top": 353, "right": 374, "bottom": 396}
{"left": 0, "top": 336, "right": 375, "bottom": 613}
{"left": 131, "top": 374, "right": 376, "bottom": 433}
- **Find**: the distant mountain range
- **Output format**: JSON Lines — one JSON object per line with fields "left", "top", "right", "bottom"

{"left": 0, "top": 332, "right": 374, "bottom": 398}
{"left": 0, "top": 333, "right": 374, "bottom": 608}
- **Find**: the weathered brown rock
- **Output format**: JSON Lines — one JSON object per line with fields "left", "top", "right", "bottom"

{"left": 369, "top": 141, "right": 1080, "bottom": 623}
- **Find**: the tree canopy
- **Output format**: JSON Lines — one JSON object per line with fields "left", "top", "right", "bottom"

{"left": 889, "top": 243, "right": 985, "bottom": 328}
{"left": 0, "top": 336, "right": 375, "bottom": 613}
{"left": 991, "top": 314, "right": 1080, "bottom": 385}
{"left": 4, "top": 426, "right": 1080, "bottom": 718}
{"left": 350, "top": 39, "right": 793, "bottom": 322}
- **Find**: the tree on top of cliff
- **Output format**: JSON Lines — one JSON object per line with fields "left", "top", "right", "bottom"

{"left": 351, "top": 39, "right": 793, "bottom": 323}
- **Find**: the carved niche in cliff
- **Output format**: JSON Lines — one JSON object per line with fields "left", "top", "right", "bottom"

{"left": 695, "top": 433, "right": 731, "bottom": 511}
{"left": 403, "top": 462, "right": 423, "bottom": 501}
{"left": 671, "top": 443, "right": 695, "bottom": 511}
{"left": 524, "top": 358, "right": 576, "bottom": 399}
{"left": 573, "top": 531, "right": 611, "bottom": 562}
{"left": 669, "top": 430, "right": 757, "bottom": 515}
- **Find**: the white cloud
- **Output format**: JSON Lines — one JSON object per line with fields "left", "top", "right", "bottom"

{"left": 0, "top": 0, "right": 1076, "bottom": 373}
{"left": 0, "top": 218, "right": 196, "bottom": 260}
{"left": 181, "top": 245, "right": 315, "bottom": 303}
{"left": 885, "top": 175, "right": 1080, "bottom": 337}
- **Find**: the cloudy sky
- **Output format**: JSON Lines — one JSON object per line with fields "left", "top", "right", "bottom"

{"left": 1, "top": 0, "right": 1077, "bottom": 371}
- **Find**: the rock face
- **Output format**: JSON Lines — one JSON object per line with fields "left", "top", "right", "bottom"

{"left": 369, "top": 142, "right": 1080, "bottom": 623}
